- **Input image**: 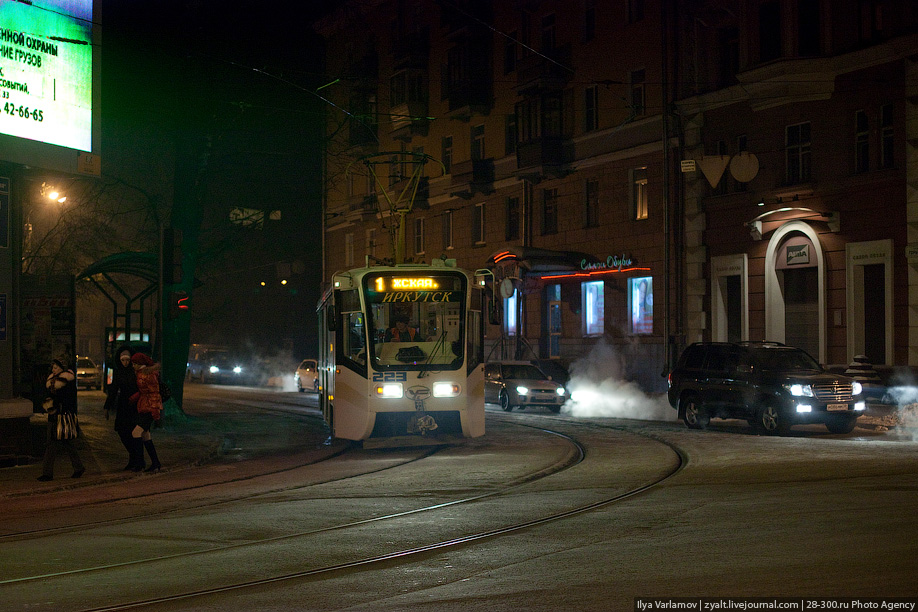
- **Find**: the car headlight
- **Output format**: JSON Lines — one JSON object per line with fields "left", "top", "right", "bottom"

{"left": 516, "top": 385, "right": 529, "bottom": 395}
{"left": 784, "top": 383, "right": 814, "bottom": 397}
{"left": 555, "top": 387, "right": 565, "bottom": 396}
{"left": 233, "top": 366, "right": 242, "bottom": 374}
{"left": 209, "top": 365, "right": 219, "bottom": 373}
{"left": 852, "top": 381, "right": 863, "bottom": 396}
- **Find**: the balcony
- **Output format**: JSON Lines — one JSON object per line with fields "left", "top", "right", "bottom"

{"left": 516, "top": 45, "right": 572, "bottom": 95}
{"left": 389, "top": 100, "right": 430, "bottom": 141}
{"left": 449, "top": 159, "right": 494, "bottom": 199}
{"left": 345, "top": 194, "right": 379, "bottom": 220}
{"left": 513, "top": 137, "right": 570, "bottom": 183}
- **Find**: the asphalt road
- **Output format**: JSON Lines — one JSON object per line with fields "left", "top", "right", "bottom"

{"left": 1, "top": 385, "right": 916, "bottom": 611}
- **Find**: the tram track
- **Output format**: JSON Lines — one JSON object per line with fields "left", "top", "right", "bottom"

{"left": 0, "top": 418, "right": 686, "bottom": 612}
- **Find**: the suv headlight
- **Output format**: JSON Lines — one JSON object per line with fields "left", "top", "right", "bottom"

{"left": 784, "top": 383, "right": 814, "bottom": 397}
{"left": 852, "top": 381, "right": 863, "bottom": 396}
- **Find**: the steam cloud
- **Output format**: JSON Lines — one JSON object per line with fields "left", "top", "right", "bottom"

{"left": 561, "top": 340, "right": 675, "bottom": 422}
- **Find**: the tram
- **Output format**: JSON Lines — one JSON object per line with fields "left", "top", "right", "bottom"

{"left": 317, "top": 260, "right": 486, "bottom": 446}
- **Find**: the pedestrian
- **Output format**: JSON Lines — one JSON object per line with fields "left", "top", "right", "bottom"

{"left": 129, "top": 353, "right": 163, "bottom": 473}
{"left": 37, "top": 359, "right": 85, "bottom": 482}
{"left": 103, "top": 345, "right": 145, "bottom": 471}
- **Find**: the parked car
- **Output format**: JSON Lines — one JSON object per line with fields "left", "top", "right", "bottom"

{"left": 667, "top": 341, "right": 866, "bottom": 435}
{"left": 75, "top": 356, "right": 102, "bottom": 390}
{"left": 295, "top": 359, "right": 319, "bottom": 393}
{"left": 484, "top": 361, "right": 567, "bottom": 413}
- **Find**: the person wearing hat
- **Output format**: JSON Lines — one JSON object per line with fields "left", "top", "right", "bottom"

{"left": 129, "top": 352, "right": 163, "bottom": 473}
{"left": 104, "top": 345, "right": 145, "bottom": 471}
{"left": 37, "top": 359, "right": 85, "bottom": 482}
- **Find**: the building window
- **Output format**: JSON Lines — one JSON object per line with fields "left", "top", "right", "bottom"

{"left": 345, "top": 233, "right": 355, "bottom": 267}
{"left": 504, "top": 31, "right": 517, "bottom": 74}
{"left": 786, "top": 122, "right": 811, "bottom": 184}
{"left": 628, "top": 0, "right": 644, "bottom": 23}
{"left": 542, "top": 188, "right": 558, "bottom": 235}
{"left": 441, "top": 136, "right": 453, "bottom": 174}
{"left": 759, "top": 1, "right": 782, "bottom": 63}
{"left": 389, "top": 152, "right": 403, "bottom": 186}
{"left": 583, "top": 0, "right": 596, "bottom": 42}
{"left": 630, "top": 69, "right": 645, "bottom": 117}
{"left": 506, "top": 197, "right": 520, "bottom": 241}
{"left": 855, "top": 110, "right": 869, "bottom": 174}
{"left": 473, "top": 202, "right": 485, "bottom": 244}
{"left": 584, "top": 85, "right": 598, "bottom": 132}
{"left": 582, "top": 280, "right": 604, "bottom": 337}
{"left": 541, "top": 13, "right": 556, "bottom": 52}
{"left": 414, "top": 218, "right": 425, "bottom": 256}
{"left": 442, "top": 210, "right": 453, "bottom": 250}
{"left": 798, "top": 0, "right": 820, "bottom": 56}
{"left": 505, "top": 113, "right": 518, "bottom": 156}
{"left": 632, "top": 167, "right": 648, "bottom": 220}
{"left": 880, "top": 103, "right": 894, "bottom": 169}
{"left": 629, "top": 276, "right": 653, "bottom": 335}
{"left": 471, "top": 124, "right": 485, "bottom": 161}
{"left": 366, "top": 228, "right": 377, "bottom": 259}
{"left": 585, "top": 179, "right": 599, "bottom": 228}
{"left": 505, "top": 290, "right": 518, "bottom": 336}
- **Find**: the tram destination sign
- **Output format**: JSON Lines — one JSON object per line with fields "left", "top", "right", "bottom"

{"left": 367, "top": 275, "right": 463, "bottom": 303}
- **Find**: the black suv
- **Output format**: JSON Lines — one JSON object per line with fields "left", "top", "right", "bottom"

{"left": 667, "top": 342, "right": 865, "bottom": 435}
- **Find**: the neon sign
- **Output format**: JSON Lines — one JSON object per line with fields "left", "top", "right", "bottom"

{"left": 581, "top": 254, "right": 634, "bottom": 272}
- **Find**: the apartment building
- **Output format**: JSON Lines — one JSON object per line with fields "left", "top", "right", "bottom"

{"left": 318, "top": 0, "right": 674, "bottom": 390}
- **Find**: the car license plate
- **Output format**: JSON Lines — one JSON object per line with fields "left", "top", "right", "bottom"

{"left": 827, "top": 403, "right": 848, "bottom": 411}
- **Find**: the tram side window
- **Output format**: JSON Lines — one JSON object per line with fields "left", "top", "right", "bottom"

{"left": 337, "top": 289, "right": 367, "bottom": 372}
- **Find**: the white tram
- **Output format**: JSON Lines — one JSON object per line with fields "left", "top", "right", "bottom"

{"left": 317, "top": 261, "right": 486, "bottom": 446}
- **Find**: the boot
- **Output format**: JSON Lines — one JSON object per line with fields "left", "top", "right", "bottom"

{"left": 129, "top": 437, "right": 146, "bottom": 472}
{"left": 143, "top": 440, "right": 162, "bottom": 473}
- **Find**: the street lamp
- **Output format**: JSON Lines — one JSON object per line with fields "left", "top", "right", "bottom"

{"left": 40, "top": 181, "right": 67, "bottom": 203}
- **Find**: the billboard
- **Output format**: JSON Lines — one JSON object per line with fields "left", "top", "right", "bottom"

{"left": 0, "top": 0, "right": 93, "bottom": 152}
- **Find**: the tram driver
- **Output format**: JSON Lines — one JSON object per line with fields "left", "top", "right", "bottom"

{"left": 385, "top": 314, "right": 419, "bottom": 342}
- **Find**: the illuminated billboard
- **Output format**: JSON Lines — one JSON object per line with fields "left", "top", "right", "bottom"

{"left": 0, "top": 0, "right": 93, "bottom": 152}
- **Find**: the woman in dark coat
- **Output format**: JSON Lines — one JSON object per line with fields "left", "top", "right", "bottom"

{"left": 103, "top": 345, "right": 144, "bottom": 471}
{"left": 37, "top": 359, "right": 85, "bottom": 481}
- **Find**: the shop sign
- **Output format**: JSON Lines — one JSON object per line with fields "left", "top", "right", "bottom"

{"left": 581, "top": 254, "right": 634, "bottom": 272}
{"left": 786, "top": 244, "right": 809, "bottom": 266}
{"left": 906, "top": 244, "right": 918, "bottom": 264}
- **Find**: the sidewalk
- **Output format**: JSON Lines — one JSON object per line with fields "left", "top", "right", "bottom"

{"left": 0, "top": 401, "right": 224, "bottom": 497}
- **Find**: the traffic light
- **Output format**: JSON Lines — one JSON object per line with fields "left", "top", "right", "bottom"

{"left": 169, "top": 290, "right": 189, "bottom": 319}
{"left": 162, "top": 227, "right": 183, "bottom": 284}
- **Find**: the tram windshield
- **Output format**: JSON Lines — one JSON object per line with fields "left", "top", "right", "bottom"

{"left": 363, "top": 272, "right": 467, "bottom": 370}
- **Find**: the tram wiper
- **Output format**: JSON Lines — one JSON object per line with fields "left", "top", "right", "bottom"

{"left": 418, "top": 331, "right": 447, "bottom": 378}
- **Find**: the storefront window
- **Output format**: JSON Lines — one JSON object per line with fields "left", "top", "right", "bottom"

{"left": 582, "top": 280, "right": 604, "bottom": 336}
{"left": 630, "top": 276, "right": 653, "bottom": 334}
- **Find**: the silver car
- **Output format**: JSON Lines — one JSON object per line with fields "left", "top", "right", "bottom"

{"left": 75, "top": 356, "right": 102, "bottom": 390}
{"left": 484, "top": 361, "right": 566, "bottom": 413}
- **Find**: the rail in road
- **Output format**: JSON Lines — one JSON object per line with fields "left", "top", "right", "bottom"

{"left": 0, "top": 410, "right": 685, "bottom": 611}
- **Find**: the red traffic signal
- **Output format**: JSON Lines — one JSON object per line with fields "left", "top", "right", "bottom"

{"left": 169, "top": 290, "right": 189, "bottom": 319}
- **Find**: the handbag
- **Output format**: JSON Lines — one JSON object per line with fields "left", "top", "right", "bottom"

{"left": 56, "top": 412, "right": 79, "bottom": 440}
{"left": 159, "top": 376, "right": 171, "bottom": 402}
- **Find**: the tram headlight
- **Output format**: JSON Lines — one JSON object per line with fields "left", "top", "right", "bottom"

{"left": 433, "top": 382, "right": 460, "bottom": 397}
{"left": 376, "top": 383, "right": 403, "bottom": 398}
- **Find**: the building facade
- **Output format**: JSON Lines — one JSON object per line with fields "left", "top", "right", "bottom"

{"left": 318, "top": 0, "right": 918, "bottom": 392}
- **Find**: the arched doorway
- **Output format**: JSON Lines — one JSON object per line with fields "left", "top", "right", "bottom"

{"left": 764, "top": 222, "right": 825, "bottom": 362}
